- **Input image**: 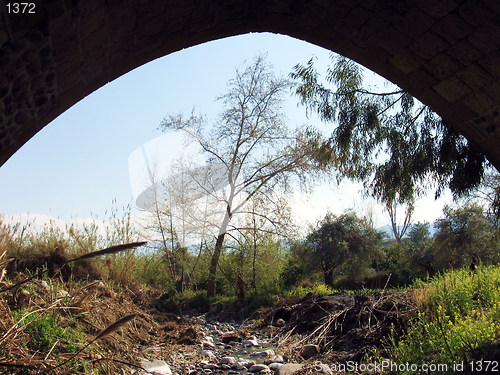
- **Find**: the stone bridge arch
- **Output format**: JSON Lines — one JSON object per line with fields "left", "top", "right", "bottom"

{"left": 1, "top": 0, "right": 499, "bottom": 169}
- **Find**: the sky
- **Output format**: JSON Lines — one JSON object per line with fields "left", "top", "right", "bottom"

{"left": 0, "top": 32, "right": 453, "bottom": 232}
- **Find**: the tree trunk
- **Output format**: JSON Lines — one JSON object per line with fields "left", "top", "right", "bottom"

{"left": 207, "top": 233, "right": 225, "bottom": 298}
{"left": 324, "top": 268, "right": 334, "bottom": 286}
{"left": 237, "top": 250, "right": 246, "bottom": 304}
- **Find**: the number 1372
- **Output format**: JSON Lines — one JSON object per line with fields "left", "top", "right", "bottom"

{"left": 6, "top": 3, "right": 36, "bottom": 14}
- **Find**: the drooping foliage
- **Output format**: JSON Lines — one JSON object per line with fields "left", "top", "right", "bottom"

{"left": 290, "top": 54, "right": 490, "bottom": 204}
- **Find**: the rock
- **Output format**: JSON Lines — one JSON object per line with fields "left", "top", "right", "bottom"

{"left": 269, "top": 363, "right": 283, "bottom": 371}
{"left": 222, "top": 332, "right": 241, "bottom": 343}
{"left": 300, "top": 344, "right": 320, "bottom": 359}
{"left": 264, "top": 355, "right": 284, "bottom": 364}
{"left": 314, "top": 363, "right": 333, "bottom": 374}
{"left": 202, "top": 364, "right": 219, "bottom": 370}
{"left": 277, "top": 364, "right": 304, "bottom": 375}
{"left": 200, "top": 350, "right": 216, "bottom": 361}
{"left": 232, "top": 360, "right": 254, "bottom": 370}
{"left": 249, "top": 364, "right": 271, "bottom": 372}
{"left": 245, "top": 360, "right": 256, "bottom": 368}
{"left": 274, "top": 318, "right": 286, "bottom": 327}
{"left": 242, "top": 336, "right": 259, "bottom": 347}
{"left": 232, "top": 362, "right": 247, "bottom": 371}
{"left": 202, "top": 340, "right": 215, "bottom": 348}
{"left": 139, "top": 358, "right": 172, "bottom": 375}
{"left": 250, "top": 349, "right": 274, "bottom": 357}
{"left": 220, "top": 356, "right": 236, "bottom": 365}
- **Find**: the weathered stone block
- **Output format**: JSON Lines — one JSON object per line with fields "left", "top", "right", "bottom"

{"left": 395, "top": 7, "right": 436, "bottom": 38}
{"left": 433, "top": 76, "right": 470, "bottom": 102}
{"left": 389, "top": 50, "right": 423, "bottom": 74}
{"left": 457, "top": 63, "right": 491, "bottom": 90}
{"left": 448, "top": 39, "right": 482, "bottom": 66}
{"left": 432, "top": 14, "right": 473, "bottom": 44}
{"left": 427, "top": 54, "right": 463, "bottom": 81}
{"left": 410, "top": 31, "right": 449, "bottom": 60}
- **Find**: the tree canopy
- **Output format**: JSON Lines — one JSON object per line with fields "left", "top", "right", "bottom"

{"left": 290, "top": 54, "right": 491, "bottom": 205}
{"left": 306, "top": 212, "right": 383, "bottom": 285}
{"left": 159, "top": 55, "right": 317, "bottom": 297}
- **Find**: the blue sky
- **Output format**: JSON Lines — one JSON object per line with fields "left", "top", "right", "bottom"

{"left": 0, "top": 32, "right": 452, "bottom": 229}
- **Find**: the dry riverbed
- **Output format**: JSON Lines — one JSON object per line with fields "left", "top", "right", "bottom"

{"left": 0, "top": 274, "right": 416, "bottom": 374}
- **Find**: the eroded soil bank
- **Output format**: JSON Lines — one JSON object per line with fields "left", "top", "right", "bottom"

{"left": 0, "top": 274, "right": 417, "bottom": 374}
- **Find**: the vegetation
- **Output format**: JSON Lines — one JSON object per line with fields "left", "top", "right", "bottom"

{"left": 290, "top": 54, "right": 490, "bottom": 205}
{"left": 303, "top": 212, "right": 383, "bottom": 286}
{"left": 0, "top": 54, "right": 498, "bottom": 373}
{"left": 158, "top": 54, "right": 320, "bottom": 298}
{"left": 388, "top": 265, "right": 500, "bottom": 374}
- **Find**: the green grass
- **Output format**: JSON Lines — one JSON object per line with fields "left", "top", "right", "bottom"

{"left": 283, "top": 283, "right": 338, "bottom": 298}
{"left": 12, "top": 309, "right": 86, "bottom": 354}
{"left": 387, "top": 265, "right": 500, "bottom": 374}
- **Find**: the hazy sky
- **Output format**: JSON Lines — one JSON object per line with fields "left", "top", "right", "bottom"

{"left": 0, "top": 32, "right": 452, "bottom": 231}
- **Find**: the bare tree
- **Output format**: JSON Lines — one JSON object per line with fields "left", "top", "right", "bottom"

{"left": 140, "top": 157, "right": 216, "bottom": 291}
{"left": 229, "top": 193, "right": 295, "bottom": 301}
{"left": 159, "top": 55, "right": 316, "bottom": 297}
{"left": 385, "top": 198, "right": 414, "bottom": 245}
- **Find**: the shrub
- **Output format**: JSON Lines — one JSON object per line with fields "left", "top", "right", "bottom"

{"left": 388, "top": 265, "right": 500, "bottom": 373}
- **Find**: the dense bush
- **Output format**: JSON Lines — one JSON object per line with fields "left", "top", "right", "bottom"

{"left": 388, "top": 265, "right": 500, "bottom": 373}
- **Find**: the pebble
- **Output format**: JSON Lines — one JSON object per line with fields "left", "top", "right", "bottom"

{"left": 250, "top": 349, "right": 274, "bottom": 357}
{"left": 202, "top": 364, "right": 219, "bottom": 370}
{"left": 264, "top": 355, "right": 284, "bottom": 364}
{"left": 200, "top": 350, "right": 216, "bottom": 361}
{"left": 249, "top": 364, "right": 271, "bottom": 372}
{"left": 300, "top": 344, "right": 320, "bottom": 359}
{"left": 269, "top": 363, "right": 284, "bottom": 371}
{"left": 202, "top": 340, "right": 215, "bottom": 348}
{"left": 242, "top": 336, "right": 259, "bottom": 347}
{"left": 220, "top": 356, "right": 236, "bottom": 364}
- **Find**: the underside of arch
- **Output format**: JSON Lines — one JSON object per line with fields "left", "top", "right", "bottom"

{"left": 1, "top": 0, "right": 499, "bottom": 169}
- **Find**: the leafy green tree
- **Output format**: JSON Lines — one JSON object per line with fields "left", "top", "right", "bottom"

{"left": 290, "top": 54, "right": 490, "bottom": 205}
{"left": 400, "top": 222, "right": 435, "bottom": 281}
{"left": 280, "top": 240, "right": 313, "bottom": 288}
{"left": 463, "top": 171, "right": 500, "bottom": 227}
{"left": 433, "top": 204, "right": 500, "bottom": 270}
{"left": 305, "top": 212, "right": 383, "bottom": 286}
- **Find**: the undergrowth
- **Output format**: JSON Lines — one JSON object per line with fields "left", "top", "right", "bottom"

{"left": 387, "top": 265, "right": 500, "bottom": 374}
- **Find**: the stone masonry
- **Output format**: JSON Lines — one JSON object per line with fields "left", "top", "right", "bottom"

{"left": 0, "top": 0, "right": 499, "bottom": 169}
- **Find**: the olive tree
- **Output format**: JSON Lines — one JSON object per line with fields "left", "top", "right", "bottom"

{"left": 306, "top": 212, "right": 384, "bottom": 286}
{"left": 433, "top": 203, "right": 500, "bottom": 270}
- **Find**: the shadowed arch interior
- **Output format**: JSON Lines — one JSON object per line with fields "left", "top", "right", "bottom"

{"left": 0, "top": 0, "right": 499, "bottom": 169}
